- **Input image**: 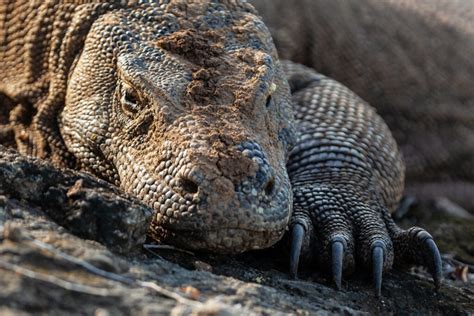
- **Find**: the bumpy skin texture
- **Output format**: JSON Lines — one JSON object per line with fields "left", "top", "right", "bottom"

{"left": 0, "top": 0, "right": 442, "bottom": 293}
{"left": 251, "top": 0, "right": 474, "bottom": 211}
{"left": 0, "top": 0, "right": 296, "bottom": 253}
{"left": 283, "top": 62, "right": 441, "bottom": 293}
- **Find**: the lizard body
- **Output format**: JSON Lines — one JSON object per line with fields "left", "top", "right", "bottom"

{"left": 251, "top": 0, "right": 474, "bottom": 211}
{"left": 0, "top": 0, "right": 443, "bottom": 293}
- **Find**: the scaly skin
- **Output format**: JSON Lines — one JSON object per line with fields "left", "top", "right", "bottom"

{"left": 0, "top": 0, "right": 297, "bottom": 253}
{"left": 0, "top": 0, "right": 441, "bottom": 294}
{"left": 284, "top": 61, "right": 441, "bottom": 294}
{"left": 251, "top": 0, "right": 474, "bottom": 211}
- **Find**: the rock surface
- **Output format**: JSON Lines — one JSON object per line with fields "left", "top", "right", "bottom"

{"left": 0, "top": 147, "right": 473, "bottom": 315}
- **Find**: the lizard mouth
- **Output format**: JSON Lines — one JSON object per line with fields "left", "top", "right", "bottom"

{"left": 146, "top": 172, "right": 293, "bottom": 253}
{"left": 163, "top": 227, "right": 286, "bottom": 254}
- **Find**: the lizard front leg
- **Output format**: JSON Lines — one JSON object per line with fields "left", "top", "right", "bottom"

{"left": 283, "top": 61, "right": 442, "bottom": 295}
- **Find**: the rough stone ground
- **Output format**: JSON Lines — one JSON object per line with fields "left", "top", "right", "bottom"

{"left": 0, "top": 146, "right": 473, "bottom": 315}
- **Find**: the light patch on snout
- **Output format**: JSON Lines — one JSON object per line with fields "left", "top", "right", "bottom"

{"left": 269, "top": 82, "right": 277, "bottom": 94}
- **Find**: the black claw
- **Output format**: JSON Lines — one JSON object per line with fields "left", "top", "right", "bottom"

{"left": 424, "top": 238, "right": 443, "bottom": 289}
{"left": 290, "top": 223, "right": 305, "bottom": 279}
{"left": 372, "top": 243, "right": 385, "bottom": 297}
{"left": 331, "top": 240, "right": 344, "bottom": 290}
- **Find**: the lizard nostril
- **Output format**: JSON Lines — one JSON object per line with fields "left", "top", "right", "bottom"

{"left": 264, "top": 177, "right": 276, "bottom": 196}
{"left": 180, "top": 178, "right": 199, "bottom": 195}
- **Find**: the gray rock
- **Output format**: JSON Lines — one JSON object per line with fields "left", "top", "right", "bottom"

{"left": 0, "top": 147, "right": 472, "bottom": 315}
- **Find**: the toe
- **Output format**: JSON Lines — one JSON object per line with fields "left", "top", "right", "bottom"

{"left": 311, "top": 208, "right": 355, "bottom": 290}
{"left": 390, "top": 226, "right": 443, "bottom": 288}
{"left": 352, "top": 205, "right": 394, "bottom": 295}
{"left": 288, "top": 211, "right": 314, "bottom": 279}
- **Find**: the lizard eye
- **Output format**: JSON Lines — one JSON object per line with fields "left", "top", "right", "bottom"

{"left": 120, "top": 83, "right": 141, "bottom": 115}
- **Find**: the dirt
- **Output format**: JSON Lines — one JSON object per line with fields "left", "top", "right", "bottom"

{"left": 154, "top": 24, "right": 281, "bottom": 195}
{"left": 157, "top": 29, "right": 226, "bottom": 105}
{"left": 0, "top": 146, "right": 473, "bottom": 315}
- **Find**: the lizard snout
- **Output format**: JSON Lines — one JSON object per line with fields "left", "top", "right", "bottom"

{"left": 148, "top": 140, "right": 292, "bottom": 253}
{"left": 175, "top": 140, "right": 278, "bottom": 203}
{"left": 236, "top": 141, "right": 278, "bottom": 198}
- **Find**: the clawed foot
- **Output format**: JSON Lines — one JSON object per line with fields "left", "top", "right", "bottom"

{"left": 288, "top": 212, "right": 442, "bottom": 296}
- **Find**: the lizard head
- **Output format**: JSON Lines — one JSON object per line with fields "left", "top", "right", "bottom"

{"left": 61, "top": 1, "right": 296, "bottom": 253}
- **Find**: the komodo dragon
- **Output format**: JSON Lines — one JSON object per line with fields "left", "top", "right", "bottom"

{"left": 0, "top": 0, "right": 442, "bottom": 295}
